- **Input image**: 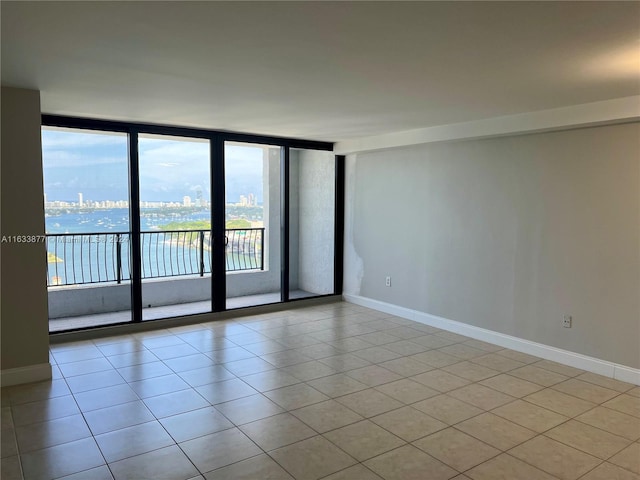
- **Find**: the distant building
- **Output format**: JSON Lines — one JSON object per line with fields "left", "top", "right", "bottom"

{"left": 78, "top": 192, "right": 84, "bottom": 207}
{"left": 183, "top": 195, "right": 192, "bottom": 207}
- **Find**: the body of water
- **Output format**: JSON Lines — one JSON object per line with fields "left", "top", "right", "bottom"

{"left": 45, "top": 208, "right": 262, "bottom": 286}
{"left": 45, "top": 207, "right": 212, "bottom": 234}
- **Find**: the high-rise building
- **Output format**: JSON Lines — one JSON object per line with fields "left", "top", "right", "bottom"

{"left": 78, "top": 192, "right": 83, "bottom": 207}
{"left": 183, "top": 195, "right": 192, "bottom": 207}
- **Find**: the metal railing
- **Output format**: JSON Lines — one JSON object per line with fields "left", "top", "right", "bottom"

{"left": 46, "top": 228, "right": 264, "bottom": 287}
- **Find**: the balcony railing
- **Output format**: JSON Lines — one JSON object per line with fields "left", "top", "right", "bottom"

{"left": 46, "top": 228, "right": 265, "bottom": 287}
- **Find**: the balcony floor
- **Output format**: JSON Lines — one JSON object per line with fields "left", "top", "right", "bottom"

{"left": 49, "top": 290, "right": 316, "bottom": 332}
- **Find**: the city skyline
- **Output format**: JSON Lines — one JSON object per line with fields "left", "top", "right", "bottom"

{"left": 44, "top": 192, "right": 261, "bottom": 209}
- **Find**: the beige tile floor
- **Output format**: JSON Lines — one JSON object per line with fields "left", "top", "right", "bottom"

{"left": 2, "top": 302, "right": 639, "bottom": 480}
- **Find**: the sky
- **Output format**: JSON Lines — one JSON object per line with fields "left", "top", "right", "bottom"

{"left": 42, "top": 127, "right": 264, "bottom": 204}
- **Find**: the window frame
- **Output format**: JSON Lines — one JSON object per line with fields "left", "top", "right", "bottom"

{"left": 42, "top": 115, "right": 343, "bottom": 333}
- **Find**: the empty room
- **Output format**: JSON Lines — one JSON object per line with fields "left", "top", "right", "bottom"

{"left": 1, "top": 2, "right": 639, "bottom": 480}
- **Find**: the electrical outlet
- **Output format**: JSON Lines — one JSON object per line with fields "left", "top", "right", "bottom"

{"left": 563, "top": 315, "right": 572, "bottom": 328}
{"left": 385, "top": 276, "right": 391, "bottom": 287}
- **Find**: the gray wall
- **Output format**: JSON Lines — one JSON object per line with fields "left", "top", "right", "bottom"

{"left": 344, "top": 123, "right": 640, "bottom": 369}
{"left": 1, "top": 87, "right": 51, "bottom": 371}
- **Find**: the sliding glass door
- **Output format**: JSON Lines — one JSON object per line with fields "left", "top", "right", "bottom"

{"left": 138, "top": 134, "right": 212, "bottom": 320}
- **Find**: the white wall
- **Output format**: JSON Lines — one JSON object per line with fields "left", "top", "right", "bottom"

{"left": 1, "top": 87, "right": 51, "bottom": 383}
{"left": 289, "top": 154, "right": 300, "bottom": 290}
{"left": 264, "top": 147, "right": 282, "bottom": 286}
{"left": 344, "top": 123, "right": 640, "bottom": 369}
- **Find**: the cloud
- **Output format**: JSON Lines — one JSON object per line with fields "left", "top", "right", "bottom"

{"left": 42, "top": 130, "right": 268, "bottom": 202}
{"left": 42, "top": 127, "right": 126, "bottom": 148}
{"left": 43, "top": 150, "right": 127, "bottom": 168}
{"left": 138, "top": 137, "right": 211, "bottom": 199}
{"left": 42, "top": 128, "right": 128, "bottom": 168}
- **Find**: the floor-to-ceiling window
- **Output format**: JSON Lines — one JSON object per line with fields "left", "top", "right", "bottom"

{"left": 42, "top": 127, "right": 133, "bottom": 331}
{"left": 224, "top": 141, "right": 281, "bottom": 309}
{"left": 42, "top": 117, "right": 340, "bottom": 333}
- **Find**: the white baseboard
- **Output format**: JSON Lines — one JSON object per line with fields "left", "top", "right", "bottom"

{"left": 344, "top": 294, "right": 640, "bottom": 386}
{"left": 1, "top": 363, "right": 52, "bottom": 387}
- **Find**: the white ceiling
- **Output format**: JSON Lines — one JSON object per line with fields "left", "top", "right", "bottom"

{"left": 2, "top": 1, "right": 639, "bottom": 142}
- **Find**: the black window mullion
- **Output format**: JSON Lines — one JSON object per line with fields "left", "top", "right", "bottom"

{"left": 128, "top": 131, "right": 142, "bottom": 322}
{"left": 211, "top": 136, "right": 226, "bottom": 311}
{"left": 334, "top": 155, "right": 345, "bottom": 295}
{"left": 281, "top": 146, "right": 290, "bottom": 302}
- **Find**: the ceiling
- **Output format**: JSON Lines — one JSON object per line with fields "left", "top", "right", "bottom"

{"left": 2, "top": 1, "right": 639, "bottom": 142}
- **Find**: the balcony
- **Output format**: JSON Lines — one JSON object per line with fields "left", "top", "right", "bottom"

{"left": 47, "top": 228, "right": 265, "bottom": 286}
{"left": 45, "top": 228, "right": 308, "bottom": 331}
